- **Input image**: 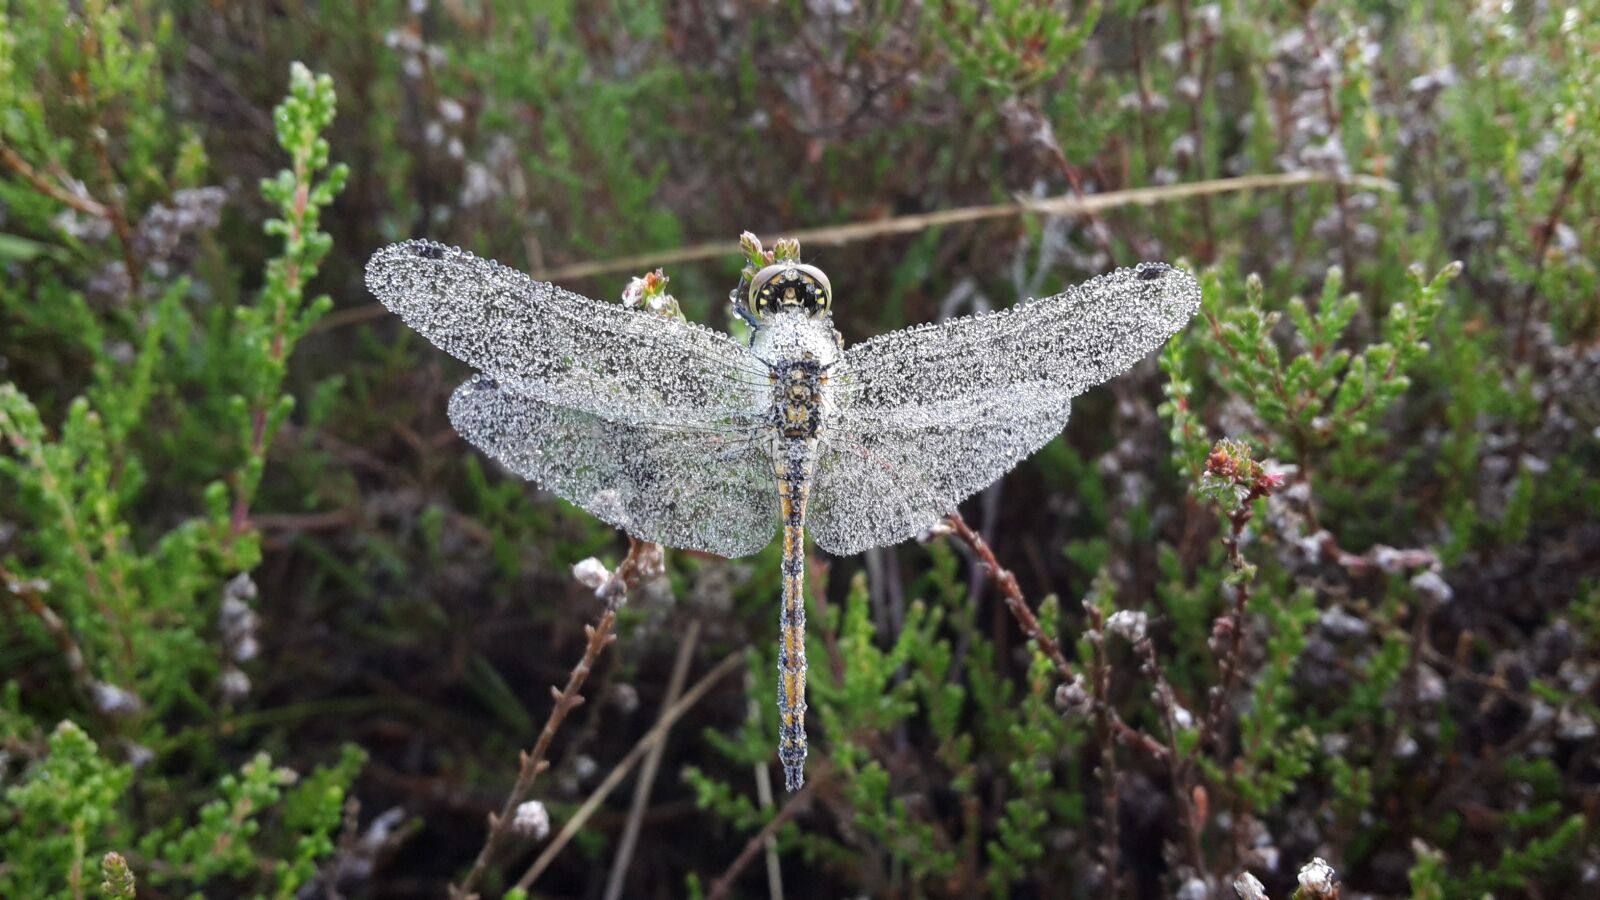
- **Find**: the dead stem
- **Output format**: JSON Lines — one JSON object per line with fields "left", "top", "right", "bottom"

{"left": 544, "top": 172, "right": 1394, "bottom": 281}
{"left": 1, "top": 566, "right": 103, "bottom": 715}
{"left": 943, "top": 512, "right": 1169, "bottom": 762}
{"left": 1085, "top": 604, "right": 1122, "bottom": 897}
{"left": 313, "top": 171, "right": 1397, "bottom": 333}
{"left": 452, "top": 538, "right": 659, "bottom": 899}
{"left": 601, "top": 619, "right": 702, "bottom": 900}
{"left": 1176, "top": 0, "right": 1218, "bottom": 254}
{"left": 515, "top": 650, "right": 746, "bottom": 890}
{"left": 1137, "top": 637, "right": 1210, "bottom": 879}
{"left": 0, "top": 143, "right": 111, "bottom": 218}
{"left": 706, "top": 778, "right": 816, "bottom": 900}
{"left": 1300, "top": 13, "right": 1357, "bottom": 281}
{"left": 1512, "top": 150, "right": 1585, "bottom": 362}
{"left": 1196, "top": 496, "right": 1257, "bottom": 756}
{"left": 746, "top": 668, "right": 788, "bottom": 900}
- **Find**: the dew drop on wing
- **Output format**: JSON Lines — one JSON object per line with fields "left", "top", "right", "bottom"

{"left": 471, "top": 373, "right": 498, "bottom": 391}
{"left": 414, "top": 243, "right": 447, "bottom": 259}
{"left": 1139, "top": 265, "right": 1166, "bottom": 281}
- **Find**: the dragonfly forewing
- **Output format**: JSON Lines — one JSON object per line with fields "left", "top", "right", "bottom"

{"left": 366, "top": 240, "right": 773, "bottom": 427}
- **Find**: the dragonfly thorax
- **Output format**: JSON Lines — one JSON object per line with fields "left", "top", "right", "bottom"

{"left": 750, "top": 310, "right": 841, "bottom": 369}
{"left": 772, "top": 358, "right": 825, "bottom": 439}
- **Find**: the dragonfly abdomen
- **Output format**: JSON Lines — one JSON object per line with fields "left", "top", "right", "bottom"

{"left": 773, "top": 434, "right": 817, "bottom": 791}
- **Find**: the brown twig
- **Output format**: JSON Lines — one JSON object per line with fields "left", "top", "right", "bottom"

{"left": 601, "top": 619, "right": 701, "bottom": 900}
{"left": 1195, "top": 447, "right": 1279, "bottom": 757}
{"left": 452, "top": 538, "right": 660, "bottom": 899}
{"left": 315, "top": 172, "right": 1398, "bottom": 335}
{"left": 1137, "top": 637, "right": 1209, "bottom": 879}
{"left": 943, "top": 513, "right": 1169, "bottom": 762}
{"left": 1512, "top": 150, "right": 1585, "bottom": 362}
{"left": 2, "top": 565, "right": 99, "bottom": 709}
{"left": 1300, "top": 13, "right": 1356, "bottom": 281}
{"left": 515, "top": 649, "right": 745, "bottom": 890}
{"left": 1176, "top": 0, "right": 1218, "bottom": 254}
{"left": 745, "top": 666, "right": 787, "bottom": 900}
{"left": 86, "top": 125, "right": 141, "bottom": 296}
{"left": 67, "top": 21, "right": 143, "bottom": 296}
{"left": 545, "top": 172, "right": 1393, "bottom": 280}
{"left": 1085, "top": 603, "right": 1122, "bottom": 897}
{"left": 706, "top": 778, "right": 816, "bottom": 900}
{"left": 0, "top": 144, "right": 110, "bottom": 218}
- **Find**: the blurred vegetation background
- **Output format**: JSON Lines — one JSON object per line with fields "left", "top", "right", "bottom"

{"left": 2, "top": 0, "right": 1598, "bottom": 897}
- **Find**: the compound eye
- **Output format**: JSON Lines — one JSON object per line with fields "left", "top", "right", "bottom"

{"left": 749, "top": 263, "right": 833, "bottom": 319}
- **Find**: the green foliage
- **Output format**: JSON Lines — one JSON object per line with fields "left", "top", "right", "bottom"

{"left": 690, "top": 551, "right": 1085, "bottom": 894}
{"left": 932, "top": 0, "right": 1103, "bottom": 94}
{"left": 1235, "top": 588, "right": 1318, "bottom": 812}
{"left": 0, "top": 721, "right": 131, "bottom": 899}
{"left": 0, "top": 37, "right": 360, "bottom": 896}
{"left": 150, "top": 753, "right": 300, "bottom": 884}
{"left": 98, "top": 852, "right": 135, "bottom": 900}
{"left": 0, "top": 721, "right": 364, "bottom": 898}
{"left": 229, "top": 62, "right": 348, "bottom": 569}
{"left": 1452, "top": 813, "right": 1587, "bottom": 897}
{"left": 1406, "top": 841, "right": 1447, "bottom": 900}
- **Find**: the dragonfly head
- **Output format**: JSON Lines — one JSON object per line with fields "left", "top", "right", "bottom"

{"left": 748, "top": 262, "right": 832, "bottom": 321}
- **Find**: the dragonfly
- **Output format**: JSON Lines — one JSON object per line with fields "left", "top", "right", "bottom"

{"left": 365, "top": 238, "right": 1200, "bottom": 791}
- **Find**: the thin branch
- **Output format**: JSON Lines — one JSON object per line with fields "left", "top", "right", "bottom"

{"left": 1512, "top": 150, "right": 1585, "bottom": 362}
{"left": 1194, "top": 445, "right": 1280, "bottom": 758}
{"left": 453, "top": 538, "right": 660, "bottom": 899}
{"left": 315, "top": 171, "right": 1400, "bottom": 336}
{"left": 0, "top": 144, "right": 110, "bottom": 218}
{"left": 1137, "top": 637, "right": 1209, "bottom": 879}
{"left": 1085, "top": 603, "right": 1122, "bottom": 897}
{"left": 2, "top": 566, "right": 99, "bottom": 709}
{"left": 943, "top": 512, "right": 1169, "bottom": 762}
{"left": 537, "top": 171, "right": 1396, "bottom": 281}
{"left": 601, "top": 619, "right": 702, "bottom": 900}
{"left": 1196, "top": 496, "right": 1257, "bottom": 756}
{"left": 748, "top": 671, "right": 787, "bottom": 900}
{"left": 706, "top": 779, "right": 816, "bottom": 900}
{"left": 85, "top": 123, "right": 141, "bottom": 296}
{"left": 514, "top": 651, "right": 746, "bottom": 890}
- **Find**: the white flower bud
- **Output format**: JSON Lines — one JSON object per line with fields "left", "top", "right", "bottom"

{"left": 1232, "top": 872, "right": 1268, "bottom": 900}
{"left": 571, "top": 557, "right": 610, "bottom": 590}
{"left": 1297, "top": 857, "right": 1338, "bottom": 898}
{"left": 1106, "top": 610, "right": 1148, "bottom": 644}
{"left": 511, "top": 800, "right": 550, "bottom": 840}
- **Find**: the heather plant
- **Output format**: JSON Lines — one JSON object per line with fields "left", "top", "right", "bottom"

{"left": 3, "top": 0, "right": 1598, "bottom": 897}
{"left": 1, "top": 8, "right": 367, "bottom": 889}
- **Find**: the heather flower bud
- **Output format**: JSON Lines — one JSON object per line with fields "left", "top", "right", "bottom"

{"left": 511, "top": 800, "right": 550, "bottom": 840}
{"left": 1106, "top": 609, "right": 1149, "bottom": 643}
{"left": 572, "top": 557, "right": 610, "bottom": 591}
{"left": 1296, "top": 857, "right": 1338, "bottom": 898}
{"left": 1055, "top": 675, "right": 1092, "bottom": 716}
{"left": 1232, "top": 872, "right": 1268, "bottom": 900}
